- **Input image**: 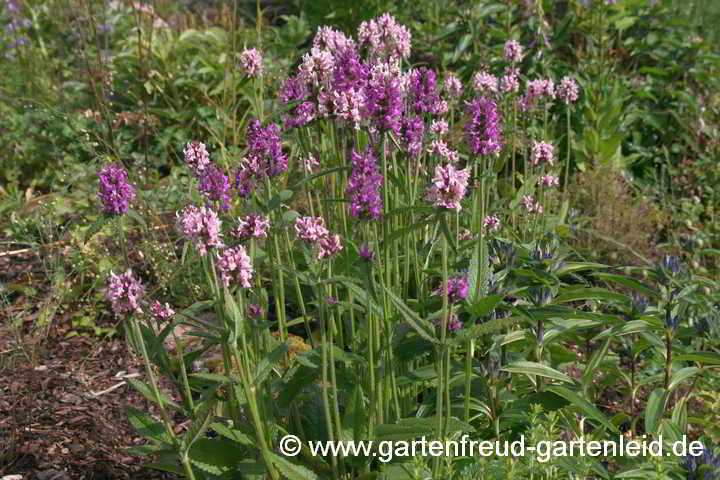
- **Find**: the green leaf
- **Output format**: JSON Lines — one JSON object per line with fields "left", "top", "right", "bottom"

{"left": 554, "top": 287, "right": 629, "bottom": 305}
{"left": 591, "top": 273, "right": 660, "bottom": 298}
{"left": 181, "top": 396, "right": 217, "bottom": 452}
{"left": 126, "top": 378, "right": 181, "bottom": 410}
{"left": 554, "top": 262, "right": 609, "bottom": 276}
{"left": 467, "top": 295, "right": 504, "bottom": 318}
{"left": 501, "top": 361, "right": 574, "bottom": 384}
{"left": 127, "top": 407, "right": 171, "bottom": 444}
{"left": 374, "top": 417, "right": 473, "bottom": 441}
{"left": 668, "top": 367, "right": 701, "bottom": 393}
{"left": 189, "top": 438, "right": 243, "bottom": 476}
{"left": 253, "top": 343, "right": 289, "bottom": 386}
{"left": 615, "top": 16, "right": 638, "bottom": 31}
{"left": 382, "top": 286, "right": 438, "bottom": 344}
{"left": 547, "top": 386, "right": 616, "bottom": 432}
{"left": 676, "top": 352, "right": 720, "bottom": 364}
{"left": 267, "top": 451, "right": 319, "bottom": 480}
{"left": 582, "top": 338, "right": 611, "bottom": 389}
{"left": 644, "top": 388, "right": 667, "bottom": 435}
{"left": 209, "top": 422, "right": 253, "bottom": 445}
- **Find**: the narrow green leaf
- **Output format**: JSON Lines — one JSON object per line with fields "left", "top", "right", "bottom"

{"left": 547, "top": 386, "right": 616, "bottom": 432}
{"left": 644, "top": 388, "right": 667, "bottom": 435}
{"left": 676, "top": 352, "right": 720, "bottom": 364}
{"left": 591, "top": 273, "right": 659, "bottom": 298}
{"left": 502, "top": 361, "right": 574, "bottom": 384}
{"left": 126, "top": 378, "right": 181, "bottom": 410}
{"left": 668, "top": 367, "right": 701, "bottom": 393}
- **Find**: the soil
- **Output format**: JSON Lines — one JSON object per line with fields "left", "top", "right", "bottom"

{"left": 1, "top": 250, "right": 181, "bottom": 480}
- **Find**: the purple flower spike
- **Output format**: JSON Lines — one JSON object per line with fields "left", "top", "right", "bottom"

{"left": 98, "top": 165, "right": 135, "bottom": 215}
{"left": 346, "top": 147, "right": 384, "bottom": 220}
{"left": 357, "top": 13, "right": 411, "bottom": 61}
{"left": 531, "top": 141, "right": 555, "bottom": 166}
{"left": 240, "top": 48, "right": 263, "bottom": 77}
{"left": 409, "top": 67, "right": 442, "bottom": 115}
{"left": 465, "top": 98, "right": 503, "bottom": 156}
{"left": 150, "top": 301, "right": 175, "bottom": 322}
{"left": 426, "top": 164, "right": 470, "bottom": 211}
{"left": 232, "top": 214, "right": 270, "bottom": 240}
{"left": 217, "top": 245, "right": 254, "bottom": 288}
{"left": 107, "top": 269, "right": 145, "bottom": 316}
{"left": 175, "top": 205, "right": 224, "bottom": 256}
{"left": 198, "top": 164, "right": 231, "bottom": 211}
{"left": 184, "top": 141, "right": 210, "bottom": 175}
{"left": 557, "top": 76, "right": 579, "bottom": 104}
{"left": 504, "top": 40, "right": 524, "bottom": 63}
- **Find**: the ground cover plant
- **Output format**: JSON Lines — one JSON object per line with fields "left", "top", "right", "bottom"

{"left": 2, "top": 1, "right": 720, "bottom": 479}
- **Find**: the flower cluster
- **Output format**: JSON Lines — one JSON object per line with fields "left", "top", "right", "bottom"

{"left": 426, "top": 164, "right": 470, "bottom": 211}
{"left": 472, "top": 71, "right": 498, "bottom": 94}
{"left": 98, "top": 165, "right": 135, "bottom": 215}
{"left": 540, "top": 175, "right": 560, "bottom": 187}
{"left": 217, "top": 246, "right": 254, "bottom": 288}
{"left": 430, "top": 119, "right": 449, "bottom": 136}
{"left": 531, "top": 141, "right": 555, "bottom": 165}
{"left": 235, "top": 120, "right": 287, "bottom": 197}
{"left": 175, "top": 205, "right": 224, "bottom": 256}
{"left": 465, "top": 98, "right": 503, "bottom": 155}
{"left": 483, "top": 215, "right": 501, "bottom": 232}
{"left": 107, "top": 270, "right": 145, "bottom": 316}
{"left": 500, "top": 68, "right": 520, "bottom": 94}
{"left": 295, "top": 216, "right": 344, "bottom": 260}
{"left": 150, "top": 301, "right": 175, "bottom": 322}
{"left": 240, "top": 48, "right": 263, "bottom": 77}
{"left": 434, "top": 277, "right": 469, "bottom": 303}
{"left": 197, "top": 164, "right": 231, "bottom": 211}
{"left": 401, "top": 115, "right": 425, "bottom": 156}
{"left": 428, "top": 140, "right": 459, "bottom": 162}
{"left": 409, "top": 68, "right": 443, "bottom": 115}
{"left": 346, "top": 147, "right": 384, "bottom": 220}
{"left": 520, "top": 78, "right": 555, "bottom": 110}
{"left": 504, "top": 40, "right": 523, "bottom": 63}
{"left": 444, "top": 73, "right": 463, "bottom": 98}
{"left": 357, "top": 13, "right": 411, "bottom": 60}
{"left": 232, "top": 214, "right": 270, "bottom": 240}
{"left": 522, "top": 195, "right": 544, "bottom": 214}
{"left": 557, "top": 76, "right": 579, "bottom": 104}
{"left": 183, "top": 141, "right": 210, "bottom": 174}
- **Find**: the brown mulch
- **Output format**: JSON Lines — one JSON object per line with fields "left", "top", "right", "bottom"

{"left": 0, "top": 330, "right": 182, "bottom": 480}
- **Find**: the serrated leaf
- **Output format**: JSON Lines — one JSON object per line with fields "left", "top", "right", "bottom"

{"left": 209, "top": 422, "right": 254, "bottom": 445}
{"left": 254, "top": 343, "right": 289, "bottom": 386}
{"left": 189, "top": 438, "right": 242, "bottom": 476}
{"left": 382, "top": 286, "right": 438, "bottom": 344}
{"left": 127, "top": 407, "right": 171, "bottom": 444}
{"left": 181, "top": 397, "right": 217, "bottom": 452}
{"left": 267, "top": 451, "right": 319, "bottom": 480}
{"left": 374, "top": 417, "right": 473, "bottom": 441}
